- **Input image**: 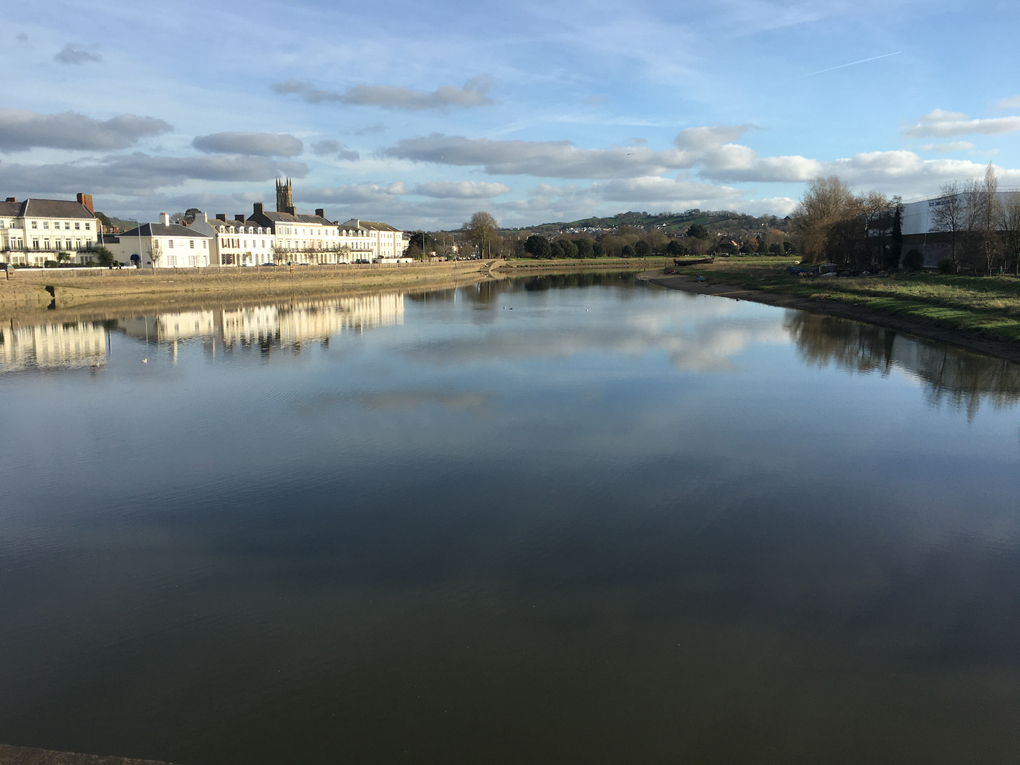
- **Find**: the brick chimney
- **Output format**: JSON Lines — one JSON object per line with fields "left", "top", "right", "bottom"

{"left": 6, "top": 197, "right": 17, "bottom": 203}
{"left": 234, "top": 214, "right": 245, "bottom": 222}
{"left": 253, "top": 202, "right": 264, "bottom": 216}
{"left": 76, "top": 193, "right": 94, "bottom": 213}
{"left": 315, "top": 208, "right": 325, "bottom": 218}
{"left": 216, "top": 214, "right": 226, "bottom": 221}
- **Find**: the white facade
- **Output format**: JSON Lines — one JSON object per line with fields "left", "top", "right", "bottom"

{"left": 338, "top": 219, "right": 408, "bottom": 261}
{"left": 0, "top": 196, "right": 99, "bottom": 266}
{"left": 107, "top": 213, "right": 212, "bottom": 267}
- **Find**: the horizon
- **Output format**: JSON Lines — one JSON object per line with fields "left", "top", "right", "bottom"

{"left": 4, "top": 0, "right": 1019, "bottom": 230}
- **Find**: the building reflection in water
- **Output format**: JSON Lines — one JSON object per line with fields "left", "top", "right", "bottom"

{"left": 785, "top": 311, "right": 1020, "bottom": 416}
{"left": 0, "top": 320, "right": 108, "bottom": 372}
{"left": 1, "top": 293, "right": 406, "bottom": 373}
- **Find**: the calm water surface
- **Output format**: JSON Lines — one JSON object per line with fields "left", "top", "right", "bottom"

{"left": 2, "top": 274, "right": 1019, "bottom": 764}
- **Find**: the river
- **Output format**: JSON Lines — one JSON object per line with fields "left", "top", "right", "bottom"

{"left": 2, "top": 274, "right": 1018, "bottom": 764}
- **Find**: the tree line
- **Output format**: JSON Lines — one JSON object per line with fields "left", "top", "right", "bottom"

{"left": 794, "top": 164, "right": 1020, "bottom": 274}
{"left": 415, "top": 211, "right": 796, "bottom": 261}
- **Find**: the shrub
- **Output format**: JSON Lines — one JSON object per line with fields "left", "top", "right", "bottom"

{"left": 938, "top": 257, "right": 956, "bottom": 275}
{"left": 903, "top": 249, "right": 924, "bottom": 271}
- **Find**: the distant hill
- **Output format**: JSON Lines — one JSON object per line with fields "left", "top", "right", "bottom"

{"left": 506, "top": 209, "right": 791, "bottom": 238}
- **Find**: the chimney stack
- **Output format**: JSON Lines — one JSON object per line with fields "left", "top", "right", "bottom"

{"left": 159, "top": 212, "right": 170, "bottom": 225}
{"left": 253, "top": 202, "right": 264, "bottom": 216}
{"left": 315, "top": 208, "right": 325, "bottom": 218}
{"left": 234, "top": 214, "right": 245, "bottom": 222}
{"left": 6, "top": 197, "right": 17, "bottom": 203}
{"left": 76, "top": 193, "right": 94, "bottom": 213}
{"left": 216, "top": 214, "right": 226, "bottom": 222}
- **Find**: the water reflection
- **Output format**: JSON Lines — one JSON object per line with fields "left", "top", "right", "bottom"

{"left": 786, "top": 312, "right": 1020, "bottom": 416}
{"left": 1, "top": 294, "right": 405, "bottom": 372}
{"left": 0, "top": 320, "right": 107, "bottom": 371}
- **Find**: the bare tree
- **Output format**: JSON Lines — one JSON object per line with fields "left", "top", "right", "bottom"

{"left": 930, "top": 181, "right": 966, "bottom": 270}
{"left": 793, "top": 175, "right": 855, "bottom": 262}
{"left": 463, "top": 212, "right": 499, "bottom": 258}
{"left": 975, "top": 163, "right": 1002, "bottom": 274}
{"left": 1000, "top": 191, "right": 1020, "bottom": 275}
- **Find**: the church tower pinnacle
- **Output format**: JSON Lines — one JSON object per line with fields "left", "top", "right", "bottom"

{"left": 275, "top": 178, "right": 295, "bottom": 214}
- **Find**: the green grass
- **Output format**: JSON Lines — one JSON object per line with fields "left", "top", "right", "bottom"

{"left": 687, "top": 258, "right": 1020, "bottom": 343}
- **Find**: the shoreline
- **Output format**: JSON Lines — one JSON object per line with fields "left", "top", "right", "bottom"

{"left": 642, "top": 271, "right": 1020, "bottom": 364}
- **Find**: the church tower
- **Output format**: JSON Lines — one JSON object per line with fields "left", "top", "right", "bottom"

{"left": 276, "top": 178, "right": 295, "bottom": 214}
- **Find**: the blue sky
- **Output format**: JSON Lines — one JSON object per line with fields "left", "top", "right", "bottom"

{"left": 4, "top": 0, "right": 1020, "bottom": 229}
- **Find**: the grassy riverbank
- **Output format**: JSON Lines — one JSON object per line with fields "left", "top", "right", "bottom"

{"left": 665, "top": 256, "right": 1020, "bottom": 343}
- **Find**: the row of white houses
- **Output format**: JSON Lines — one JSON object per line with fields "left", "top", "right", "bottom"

{"left": 0, "top": 191, "right": 409, "bottom": 268}
{"left": 106, "top": 205, "right": 410, "bottom": 268}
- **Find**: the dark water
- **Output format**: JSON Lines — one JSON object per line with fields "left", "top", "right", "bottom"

{"left": 2, "top": 274, "right": 1018, "bottom": 765}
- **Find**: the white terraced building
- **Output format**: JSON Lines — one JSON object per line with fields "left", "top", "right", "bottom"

{"left": 189, "top": 212, "right": 275, "bottom": 266}
{"left": 0, "top": 194, "right": 99, "bottom": 266}
{"left": 108, "top": 213, "right": 213, "bottom": 268}
{"left": 248, "top": 202, "right": 342, "bottom": 264}
{"left": 339, "top": 219, "right": 409, "bottom": 261}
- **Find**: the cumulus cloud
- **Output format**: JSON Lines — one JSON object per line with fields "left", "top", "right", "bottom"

{"left": 994, "top": 95, "right": 1020, "bottom": 111}
{"left": 902, "top": 108, "right": 1020, "bottom": 138}
{"left": 192, "top": 132, "right": 302, "bottom": 157}
{"left": 919, "top": 141, "right": 975, "bottom": 153}
{"left": 55, "top": 43, "right": 102, "bottom": 65}
{"left": 295, "top": 183, "right": 404, "bottom": 205}
{"left": 383, "top": 133, "right": 694, "bottom": 179}
{"left": 674, "top": 125, "right": 752, "bottom": 150}
{"left": 271, "top": 75, "right": 494, "bottom": 110}
{"left": 0, "top": 109, "right": 171, "bottom": 152}
{"left": 529, "top": 176, "right": 743, "bottom": 208}
{"left": 311, "top": 139, "right": 359, "bottom": 161}
{"left": 0, "top": 153, "right": 308, "bottom": 193}
{"left": 412, "top": 181, "right": 511, "bottom": 199}
{"left": 192, "top": 131, "right": 303, "bottom": 157}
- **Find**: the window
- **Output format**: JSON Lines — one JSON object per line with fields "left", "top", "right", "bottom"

{"left": 84, "top": 223, "right": 90, "bottom": 230}
{"left": 65, "top": 222, "right": 70, "bottom": 230}
{"left": 33, "top": 239, "right": 39, "bottom": 249}
{"left": 203, "top": 241, "right": 207, "bottom": 249}
{"left": 75, "top": 222, "right": 80, "bottom": 230}
{"left": 243, "top": 240, "right": 247, "bottom": 248}
{"left": 44, "top": 239, "right": 50, "bottom": 250}
{"left": 169, "top": 239, "right": 174, "bottom": 248}
{"left": 189, "top": 240, "right": 194, "bottom": 249}
{"left": 43, "top": 221, "right": 49, "bottom": 229}
{"left": 31, "top": 221, "right": 37, "bottom": 229}
{"left": 168, "top": 255, "right": 177, "bottom": 267}
{"left": 189, "top": 256, "right": 197, "bottom": 267}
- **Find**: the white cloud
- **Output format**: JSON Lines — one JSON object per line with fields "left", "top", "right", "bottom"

{"left": 919, "top": 141, "right": 975, "bottom": 153}
{"left": 192, "top": 132, "right": 303, "bottom": 157}
{"left": 54, "top": 43, "right": 102, "bottom": 65}
{"left": 674, "top": 125, "right": 753, "bottom": 151}
{"left": 271, "top": 76, "right": 494, "bottom": 110}
{"left": 294, "top": 183, "right": 403, "bottom": 205}
{"left": 0, "top": 153, "right": 308, "bottom": 193}
{"left": 310, "top": 139, "right": 359, "bottom": 161}
{"left": 0, "top": 109, "right": 171, "bottom": 152}
{"left": 994, "top": 95, "right": 1020, "bottom": 111}
{"left": 902, "top": 108, "right": 1020, "bottom": 138}
{"left": 383, "top": 133, "right": 694, "bottom": 179}
{"left": 412, "top": 181, "right": 511, "bottom": 199}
